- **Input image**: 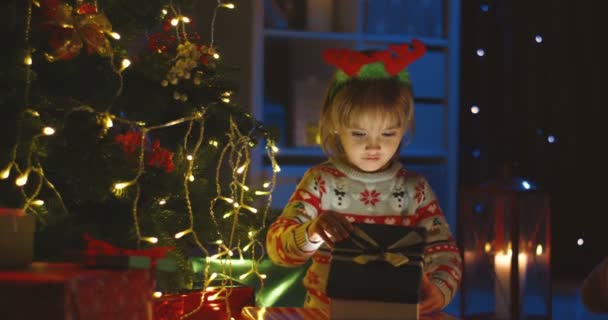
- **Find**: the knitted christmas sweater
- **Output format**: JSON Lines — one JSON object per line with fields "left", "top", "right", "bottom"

{"left": 266, "top": 160, "right": 462, "bottom": 310}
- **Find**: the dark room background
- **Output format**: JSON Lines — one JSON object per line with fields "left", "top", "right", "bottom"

{"left": 459, "top": 0, "right": 604, "bottom": 281}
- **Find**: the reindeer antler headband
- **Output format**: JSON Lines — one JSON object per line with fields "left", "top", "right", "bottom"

{"left": 322, "top": 39, "right": 426, "bottom": 101}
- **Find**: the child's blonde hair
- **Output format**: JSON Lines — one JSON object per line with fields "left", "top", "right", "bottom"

{"left": 318, "top": 77, "right": 415, "bottom": 162}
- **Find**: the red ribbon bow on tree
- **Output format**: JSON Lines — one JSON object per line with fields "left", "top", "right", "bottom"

{"left": 37, "top": 0, "right": 114, "bottom": 62}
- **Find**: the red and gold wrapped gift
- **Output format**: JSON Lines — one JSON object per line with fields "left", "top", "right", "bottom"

{"left": 154, "top": 285, "right": 255, "bottom": 320}
{"left": 0, "top": 262, "right": 154, "bottom": 319}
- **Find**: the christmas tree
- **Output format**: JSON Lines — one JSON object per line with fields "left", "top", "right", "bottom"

{"left": 0, "top": 0, "right": 278, "bottom": 294}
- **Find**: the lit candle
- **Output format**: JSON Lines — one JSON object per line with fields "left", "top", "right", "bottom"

{"left": 494, "top": 249, "right": 527, "bottom": 319}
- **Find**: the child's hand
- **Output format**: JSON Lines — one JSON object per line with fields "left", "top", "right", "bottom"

{"left": 420, "top": 274, "right": 445, "bottom": 314}
{"left": 307, "top": 211, "right": 353, "bottom": 247}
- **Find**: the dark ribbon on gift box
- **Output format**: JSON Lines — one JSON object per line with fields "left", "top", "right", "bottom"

{"left": 332, "top": 226, "right": 424, "bottom": 267}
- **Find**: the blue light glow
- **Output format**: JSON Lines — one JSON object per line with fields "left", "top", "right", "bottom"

{"left": 535, "top": 35, "right": 543, "bottom": 43}
{"left": 547, "top": 135, "right": 556, "bottom": 143}
{"left": 481, "top": 4, "right": 489, "bottom": 12}
{"left": 472, "top": 148, "right": 481, "bottom": 158}
{"left": 521, "top": 180, "right": 531, "bottom": 190}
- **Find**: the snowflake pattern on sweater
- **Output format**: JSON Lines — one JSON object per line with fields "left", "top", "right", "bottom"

{"left": 265, "top": 160, "right": 462, "bottom": 310}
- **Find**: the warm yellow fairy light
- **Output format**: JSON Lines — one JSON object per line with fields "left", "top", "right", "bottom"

{"left": 240, "top": 204, "right": 258, "bottom": 214}
{"left": 536, "top": 244, "right": 543, "bottom": 256}
{"left": 273, "top": 164, "right": 281, "bottom": 173}
{"left": 236, "top": 181, "right": 249, "bottom": 191}
{"left": 153, "top": 292, "right": 163, "bottom": 298}
{"left": 222, "top": 212, "right": 233, "bottom": 219}
{"left": 213, "top": 53, "right": 220, "bottom": 59}
{"left": 120, "top": 58, "right": 131, "bottom": 72}
{"left": 42, "top": 127, "right": 55, "bottom": 135}
{"left": 170, "top": 18, "right": 179, "bottom": 26}
{"left": 219, "top": 196, "right": 234, "bottom": 204}
{"left": 209, "top": 272, "right": 218, "bottom": 282}
{"left": 220, "top": 3, "right": 235, "bottom": 9}
{"left": 15, "top": 170, "right": 30, "bottom": 186}
{"left": 484, "top": 242, "right": 492, "bottom": 253}
{"left": 209, "top": 140, "right": 219, "bottom": 147}
{"left": 260, "top": 274, "right": 267, "bottom": 279}
{"left": 254, "top": 190, "right": 270, "bottom": 196}
{"left": 181, "top": 16, "right": 191, "bottom": 23}
{"left": 242, "top": 242, "right": 252, "bottom": 252}
{"left": 109, "top": 32, "right": 121, "bottom": 40}
{"left": 186, "top": 155, "right": 193, "bottom": 161}
{"left": 188, "top": 174, "right": 195, "bottom": 182}
{"left": 174, "top": 229, "right": 193, "bottom": 239}
{"left": 221, "top": 97, "right": 230, "bottom": 103}
{"left": 0, "top": 164, "right": 11, "bottom": 180}
{"left": 158, "top": 199, "right": 167, "bottom": 205}
{"left": 114, "top": 181, "right": 132, "bottom": 190}
{"left": 104, "top": 116, "right": 113, "bottom": 128}
{"left": 236, "top": 165, "right": 246, "bottom": 174}
{"left": 23, "top": 54, "right": 32, "bottom": 66}
{"left": 239, "top": 270, "right": 253, "bottom": 280}
{"left": 222, "top": 91, "right": 232, "bottom": 97}
{"left": 142, "top": 237, "right": 158, "bottom": 244}
{"left": 263, "top": 182, "right": 271, "bottom": 188}
{"left": 208, "top": 292, "right": 221, "bottom": 301}
{"left": 31, "top": 199, "right": 44, "bottom": 206}
{"left": 161, "top": 9, "right": 168, "bottom": 15}
{"left": 270, "top": 145, "right": 279, "bottom": 153}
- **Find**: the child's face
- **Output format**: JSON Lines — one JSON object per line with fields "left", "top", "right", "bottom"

{"left": 338, "top": 113, "right": 404, "bottom": 172}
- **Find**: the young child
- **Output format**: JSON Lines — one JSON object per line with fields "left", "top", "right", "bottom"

{"left": 266, "top": 40, "right": 462, "bottom": 314}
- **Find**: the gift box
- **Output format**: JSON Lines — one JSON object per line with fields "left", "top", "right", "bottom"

{"left": 327, "top": 224, "right": 426, "bottom": 320}
{"left": 0, "top": 208, "right": 35, "bottom": 268}
{"left": 154, "top": 284, "right": 255, "bottom": 320}
{"left": 0, "top": 262, "right": 154, "bottom": 320}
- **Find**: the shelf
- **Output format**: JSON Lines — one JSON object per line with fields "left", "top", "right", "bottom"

{"left": 264, "top": 29, "right": 449, "bottom": 47}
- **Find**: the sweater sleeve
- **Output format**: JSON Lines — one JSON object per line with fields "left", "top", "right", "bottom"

{"left": 266, "top": 168, "right": 325, "bottom": 267}
{"left": 412, "top": 175, "right": 462, "bottom": 308}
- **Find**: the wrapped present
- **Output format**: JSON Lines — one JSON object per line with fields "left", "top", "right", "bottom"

{"left": 79, "top": 233, "right": 177, "bottom": 271}
{"left": 327, "top": 224, "right": 426, "bottom": 320}
{"left": 0, "top": 208, "right": 35, "bottom": 268}
{"left": 0, "top": 262, "right": 154, "bottom": 320}
{"left": 154, "top": 284, "right": 255, "bottom": 320}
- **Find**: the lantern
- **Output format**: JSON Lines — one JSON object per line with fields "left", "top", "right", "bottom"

{"left": 458, "top": 175, "right": 551, "bottom": 320}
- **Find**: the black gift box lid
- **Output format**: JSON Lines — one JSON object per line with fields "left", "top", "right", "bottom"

{"left": 326, "top": 224, "right": 426, "bottom": 304}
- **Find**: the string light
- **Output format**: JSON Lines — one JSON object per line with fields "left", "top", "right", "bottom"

{"left": 219, "top": 3, "right": 235, "bottom": 9}
{"left": 31, "top": 199, "right": 44, "bottom": 206}
{"left": 113, "top": 181, "right": 133, "bottom": 190}
{"left": 158, "top": 199, "right": 167, "bottom": 205}
{"left": 15, "top": 170, "right": 30, "bottom": 186}
{"left": 42, "top": 127, "right": 55, "bottom": 135}
{"left": 0, "top": 164, "right": 12, "bottom": 180}
{"left": 174, "top": 229, "right": 193, "bottom": 239}
{"left": 119, "top": 58, "right": 131, "bottom": 72}
{"left": 141, "top": 237, "right": 158, "bottom": 244}
{"left": 23, "top": 53, "right": 32, "bottom": 66}
{"left": 109, "top": 32, "right": 121, "bottom": 40}
{"left": 536, "top": 244, "right": 543, "bottom": 255}
{"left": 535, "top": 35, "right": 543, "bottom": 43}
{"left": 470, "top": 105, "right": 480, "bottom": 114}
{"left": 476, "top": 48, "right": 485, "bottom": 57}
{"left": 186, "top": 154, "right": 194, "bottom": 161}
{"left": 153, "top": 292, "right": 163, "bottom": 298}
